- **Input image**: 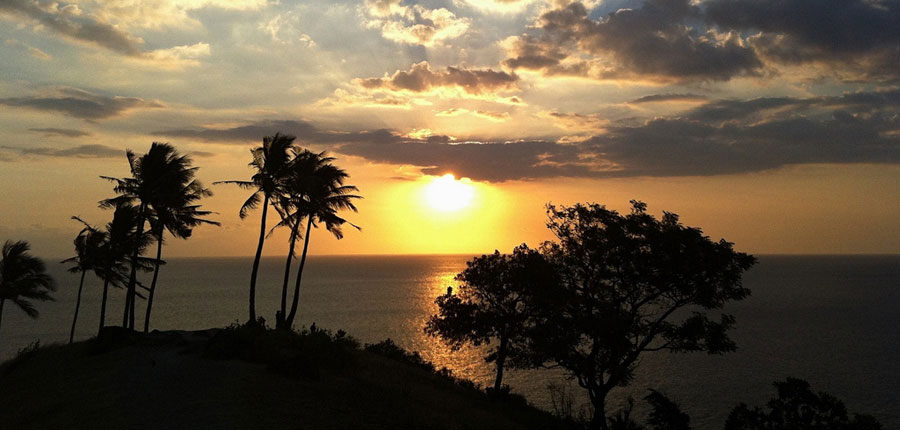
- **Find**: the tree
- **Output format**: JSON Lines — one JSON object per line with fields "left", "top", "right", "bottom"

{"left": 141, "top": 154, "right": 218, "bottom": 333}
{"left": 0, "top": 240, "right": 56, "bottom": 342}
{"left": 214, "top": 133, "right": 296, "bottom": 323}
{"left": 531, "top": 201, "right": 756, "bottom": 430}
{"left": 95, "top": 203, "right": 153, "bottom": 334}
{"left": 425, "top": 244, "right": 555, "bottom": 392}
{"left": 725, "top": 378, "right": 883, "bottom": 430}
{"left": 61, "top": 217, "right": 106, "bottom": 343}
{"left": 278, "top": 149, "right": 360, "bottom": 329}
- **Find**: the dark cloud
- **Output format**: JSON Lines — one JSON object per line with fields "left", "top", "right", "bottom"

{"left": 357, "top": 61, "right": 519, "bottom": 94}
{"left": 18, "top": 144, "right": 122, "bottom": 158}
{"left": 705, "top": 0, "right": 900, "bottom": 81}
{"left": 151, "top": 89, "right": 900, "bottom": 181}
{"left": 0, "top": 0, "right": 143, "bottom": 56}
{"left": 629, "top": 94, "right": 708, "bottom": 104}
{"left": 0, "top": 87, "right": 162, "bottom": 120}
{"left": 28, "top": 127, "right": 91, "bottom": 137}
{"left": 504, "top": 1, "right": 761, "bottom": 82}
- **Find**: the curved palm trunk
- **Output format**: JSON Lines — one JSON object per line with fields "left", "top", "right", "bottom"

{"left": 277, "top": 218, "right": 300, "bottom": 330}
{"left": 69, "top": 270, "right": 87, "bottom": 344}
{"left": 124, "top": 204, "right": 147, "bottom": 330}
{"left": 285, "top": 217, "right": 313, "bottom": 328}
{"left": 247, "top": 195, "right": 270, "bottom": 324}
{"left": 143, "top": 227, "right": 165, "bottom": 333}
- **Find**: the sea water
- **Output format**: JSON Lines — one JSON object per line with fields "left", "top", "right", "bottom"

{"left": 1, "top": 255, "right": 898, "bottom": 428}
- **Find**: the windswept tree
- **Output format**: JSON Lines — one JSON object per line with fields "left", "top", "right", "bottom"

{"left": 61, "top": 218, "right": 106, "bottom": 343}
{"left": 215, "top": 133, "right": 296, "bottom": 323}
{"left": 96, "top": 203, "right": 151, "bottom": 334}
{"left": 277, "top": 149, "right": 360, "bottom": 329}
{"left": 425, "top": 244, "right": 556, "bottom": 392}
{"left": 142, "top": 157, "right": 218, "bottom": 333}
{"left": 0, "top": 240, "right": 56, "bottom": 342}
{"left": 101, "top": 142, "right": 207, "bottom": 330}
{"left": 531, "top": 201, "right": 756, "bottom": 430}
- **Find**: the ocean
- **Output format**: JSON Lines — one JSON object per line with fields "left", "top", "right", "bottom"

{"left": 1, "top": 255, "right": 898, "bottom": 428}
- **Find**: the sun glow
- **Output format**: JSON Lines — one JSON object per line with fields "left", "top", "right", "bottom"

{"left": 424, "top": 174, "right": 475, "bottom": 212}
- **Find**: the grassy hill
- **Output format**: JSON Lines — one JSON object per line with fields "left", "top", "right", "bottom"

{"left": 0, "top": 325, "right": 573, "bottom": 430}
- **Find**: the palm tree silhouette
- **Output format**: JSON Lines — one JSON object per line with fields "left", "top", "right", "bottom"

{"left": 101, "top": 143, "right": 196, "bottom": 330}
{"left": 61, "top": 217, "right": 106, "bottom": 344}
{"left": 0, "top": 240, "right": 56, "bottom": 342}
{"left": 96, "top": 203, "right": 150, "bottom": 334}
{"left": 214, "top": 133, "right": 295, "bottom": 323}
{"left": 276, "top": 149, "right": 360, "bottom": 329}
{"left": 143, "top": 172, "right": 219, "bottom": 333}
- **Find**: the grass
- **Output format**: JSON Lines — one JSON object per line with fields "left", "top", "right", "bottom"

{"left": 0, "top": 324, "right": 576, "bottom": 430}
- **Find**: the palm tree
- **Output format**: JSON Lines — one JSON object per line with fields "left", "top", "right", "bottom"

{"left": 214, "top": 133, "right": 295, "bottom": 323}
{"left": 0, "top": 240, "right": 56, "bottom": 342}
{"left": 101, "top": 142, "right": 196, "bottom": 330}
{"left": 143, "top": 177, "right": 219, "bottom": 333}
{"left": 278, "top": 149, "right": 360, "bottom": 329}
{"left": 61, "top": 217, "right": 106, "bottom": 344}
{"left": 96, "top": 203, "right": 150, "bottom": 334}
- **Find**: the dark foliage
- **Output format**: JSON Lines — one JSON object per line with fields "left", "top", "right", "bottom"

{"left": 645, "top": 390, "right": 691, "bottom": 430}
{"left": 425, "top": 244, "right": 556, "bottom": 391}
{"left": 725, "top": 378, "right": 883, "bottom": 430}
{"left": 530, "top": 201, "right": 756, "bottom": 430}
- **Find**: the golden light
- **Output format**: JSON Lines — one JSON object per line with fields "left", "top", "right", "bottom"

{"left": 424, "top": 174, "right": 475, "bottom": 212}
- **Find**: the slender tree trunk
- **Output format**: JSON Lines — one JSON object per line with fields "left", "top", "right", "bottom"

{"left": 124, "top": 204, "right": 147, "bottom": 330}
{"left": 99, "top": 275, "right": 110, "bottom": 335}
{"left": 69, "top": 271, "right": 87, "bottom": 344}
{"left": 143, "top": 227, "right": 164, "bottom": 333}
{"left": 285, "top": 216, "right": 313, "bottom": 327}
{"left": 277, "top": 218, "right": 300, "bottom": 330}
{"left": 589, "top": 387, "right": 609, "bottom": 430}
{"left": 493, "top": 336, "right": 509, "bottom": 392}
{"left": 248, "top": 195, "right": 269, "bottom": 324}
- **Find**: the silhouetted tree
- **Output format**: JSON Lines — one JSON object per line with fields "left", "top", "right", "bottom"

{"left": 725, "top": 378, "right": 883, "bottom": 430}
{"left": 141, "top": 153, "right": 218, "bottom": 333}
{"left": 61, "top": 217, "right": 106, "bottom": 343}
{"left": 278, "top": 149, "right": 360, "bottom": 329}
{"left": 530, "top": 201, "right": 756, "bottom": 430}
{"left": 215, "top": 133, "right": 296, "bottom": 323}
{"left": 96, "top": 203, "right": 151, "bottom": 334}
{"left": 425, "top": 244, "right": 555, "bottom": 392}
{"left": 645, "top": 390, "right": 691, "bottom": 430}
{"left": 0, "top": 240, "right": 56, "bottom": 342}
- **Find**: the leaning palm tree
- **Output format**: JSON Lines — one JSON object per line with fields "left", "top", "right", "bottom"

{"left": 143, "top": 178, "right": 219, "bottom": 333}
{"left": 96, "top": 203, "right": 151, "bottom": 334}
{"left": 277, "top": 149, "right": 360, "bottom": 329}
{"left": 101, "top": 142, "right": 195, "bottom": 330}
{"left": 214, "top": 133, "right": 295, "bottom": 323}
{"left": 61, "top": 217, "right": 106, "bottom": 344}
{"left": 0, "top": 240, "right": 56, "bottom": 342}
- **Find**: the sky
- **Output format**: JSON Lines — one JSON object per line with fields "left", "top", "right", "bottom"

{"left": 0, "top": 0, "right": 898, "bottom": 258}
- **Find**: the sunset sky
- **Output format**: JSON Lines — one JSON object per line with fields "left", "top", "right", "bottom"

{"left": 1, "top": 0, "right": 898, "bottom": 258}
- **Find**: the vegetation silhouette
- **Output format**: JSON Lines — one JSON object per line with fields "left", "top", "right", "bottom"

{"left": 95, "top": 202, "right": 152, "bottom": 334}
{"left": 531, "top": 201, "right": 756, "bottom": 430}
{"left": 101, "top": 143, "right": 216, "bottom": 331}
{"left": 214, "top": 133, "right": 296, "bottom": 323}
{"left": 0, "top": 240, "right": 56, "bottom": 342}
{"left": 272, "top": 148, "right": 360, "bottom": 329}
{"left": 426, "top": 244, "right": 555, "bottom": 392}
{"left": 61, "top": 217, "right": 106, "bottom": 344}
{"left": 725, "top": 378, "right": 883, "bottom": 430}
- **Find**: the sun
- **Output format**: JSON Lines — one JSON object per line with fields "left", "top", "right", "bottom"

{"left": 424, "top": 174, "right": 475, "bottom": 212}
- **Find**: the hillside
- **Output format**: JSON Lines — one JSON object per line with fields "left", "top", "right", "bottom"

{"left": 0, "top": 326, "right": 571, "bottom": 430}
